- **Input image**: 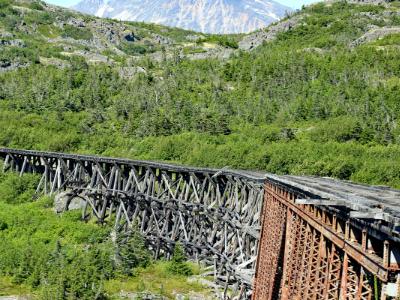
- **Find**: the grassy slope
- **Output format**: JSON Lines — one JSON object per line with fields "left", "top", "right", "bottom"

{"left": 0, "top": 276, "right": 31, "bottom": 296}
{"left": 0, "top": 1, "right": 400, "bottom": 189}
{"left": 104, "top": 262, "right": 209, "bottom": 299}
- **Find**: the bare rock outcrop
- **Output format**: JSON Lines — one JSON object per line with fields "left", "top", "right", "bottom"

{"left": 54, "top": 192, "right": 86, "bottom": 213}
{"left": 185, "top": 34, "right": 206, "bottom": 42}
{"left": 347, "top": 0, "right": 390, "bottom": 4}
{"left": 67, "top": 17, "right": 86, "bottom": 27}
{"left": 152, "top": 34, "right": 173, "bottom": 45}
{"left": 89, "top": 19, "right": 126, "bottom": 45}
{"left": 0, "top": 60, "right": 30, "bottom": 73}
{"left": 0, "top": 31, "right": 14, "bottom": 39}
{"left": 354, "top": 10, "right": 400, "bottom": 24}
{"left": 0, "top": 39, "right": 26, "bottom": 47}
{"left": 118, "top": 66, "right": 147, "bottom": 79}
{"left": 239, "top": 15, "right": 303, "bottom": 51}
{"left": 351, "top": 26, "right": 400, "bottom": 47}
{"left": 39, "top": 57, "right": 70, "bottom": 69}
{"left": 187, "top": 48, "right": 235, "bottom": 60}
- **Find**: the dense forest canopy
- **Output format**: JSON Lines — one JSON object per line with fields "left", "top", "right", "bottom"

{"left": 1, "top": 0, "right": 400, "bottom": 188}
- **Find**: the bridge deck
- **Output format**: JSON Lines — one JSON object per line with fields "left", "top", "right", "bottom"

{"left": 0, "top": 148, "right": 266, "bottom": 182}
{"left": 268, "top": 174, "right": 400, "bottom": 232}
{"left": 274, "top": 175, "right": 400, "bottom": 216}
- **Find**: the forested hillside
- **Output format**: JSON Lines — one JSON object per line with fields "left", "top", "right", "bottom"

{"left": 1, "top": 0, "right": 400, "bottom": 189}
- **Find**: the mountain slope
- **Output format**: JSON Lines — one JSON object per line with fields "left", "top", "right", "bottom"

{"left": 4, "top": 0, "right": 400, "bottom": 298}
{"left": 0, "top": 0, "right": 245, "bottom": 72}
{"left": 1, "top": 0, "right": 400, "bottom": 190}
{"left": 72, "top": 0, "right": 292, "bottom": 34}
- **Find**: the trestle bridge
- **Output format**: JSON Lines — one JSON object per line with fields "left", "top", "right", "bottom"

{"left": 0, "top": 148, "right": 399, "bottom": 300}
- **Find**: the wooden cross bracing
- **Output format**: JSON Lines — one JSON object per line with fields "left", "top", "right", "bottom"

{"left": 2, "top": 152, "right": 264, "bottom": 299}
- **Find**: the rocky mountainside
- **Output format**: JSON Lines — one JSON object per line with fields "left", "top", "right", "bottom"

{"left": 2, "top": 0, "right": 400, "bottom": 73}
{"left": 72, "top": 0, "right": 292, "bottom": 34}
{"left": 0, "top": 0, "right": 252, "bottom": 73}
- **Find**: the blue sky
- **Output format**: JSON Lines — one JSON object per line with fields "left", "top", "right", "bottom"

{"left": 44, "top": 0, "right": 319, "bottom": 10}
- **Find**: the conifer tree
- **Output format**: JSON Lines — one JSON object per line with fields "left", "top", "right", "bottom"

{"left": 167, "top": 242, "right": 193, "bottom": 276}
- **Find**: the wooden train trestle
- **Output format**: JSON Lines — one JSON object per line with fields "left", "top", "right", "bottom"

{"left": 252, "top": 181, "right": 400, "bottom": 300}
{"left": 0, "top": 148, "right": 264, "bottom": 299}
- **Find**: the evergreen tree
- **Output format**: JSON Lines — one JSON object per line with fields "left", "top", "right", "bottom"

{"left": 167, "top": 242, "right": 193, "bottom": 276}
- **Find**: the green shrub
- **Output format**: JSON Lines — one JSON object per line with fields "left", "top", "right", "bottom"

{"left": 25, "top": 11, "right": 54, "bottom": 25}
{"left": 119, "top": 42, "right": 151, "bottom": 55}
{"left": 0, "top": 173, "right": 39, "bottom": 204}
{"left": 0, "top": 0, "right": 11, "bottom": 9}
{"left": 0, "top": 0, "right": 400, "bottom": 190}
{"left": 0, "top": 47, "right": 40, "bottom": 65}
{"left": 167, "top": 243, "right": 193, "bottom": 276}
{"left": 38, "top": 24, "right": 62, "bottom": 38}
{"left": 199, "top": 35, "right": 239, "bottom": 49}
{"left": 2, "top": 14, "right": 19, "bottom": 31}
{"left": 61, "top": 25, "right": 93, "bottom": 40}
{"left": 29, "top": 1, "right": 44, "bottom": 11}
{"left": 114, "top": 229, "right": 151, "bottom": 276}
{"left": 309, "top": 117, "right": 364, "bottom": 143}
{"left": 372, "top": 34, "right": 400, "bottom": 46}
{"left": 182, "top": 47, "right": 207, "bottom": 55}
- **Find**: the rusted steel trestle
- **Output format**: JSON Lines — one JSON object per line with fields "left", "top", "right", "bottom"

{"left": 252, "top": 180, "right": 400, "bottom": 300}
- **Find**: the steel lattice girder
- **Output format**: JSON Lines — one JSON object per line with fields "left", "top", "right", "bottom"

{"left": 252, "top": 182, "right": 398, "bottom": 300}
